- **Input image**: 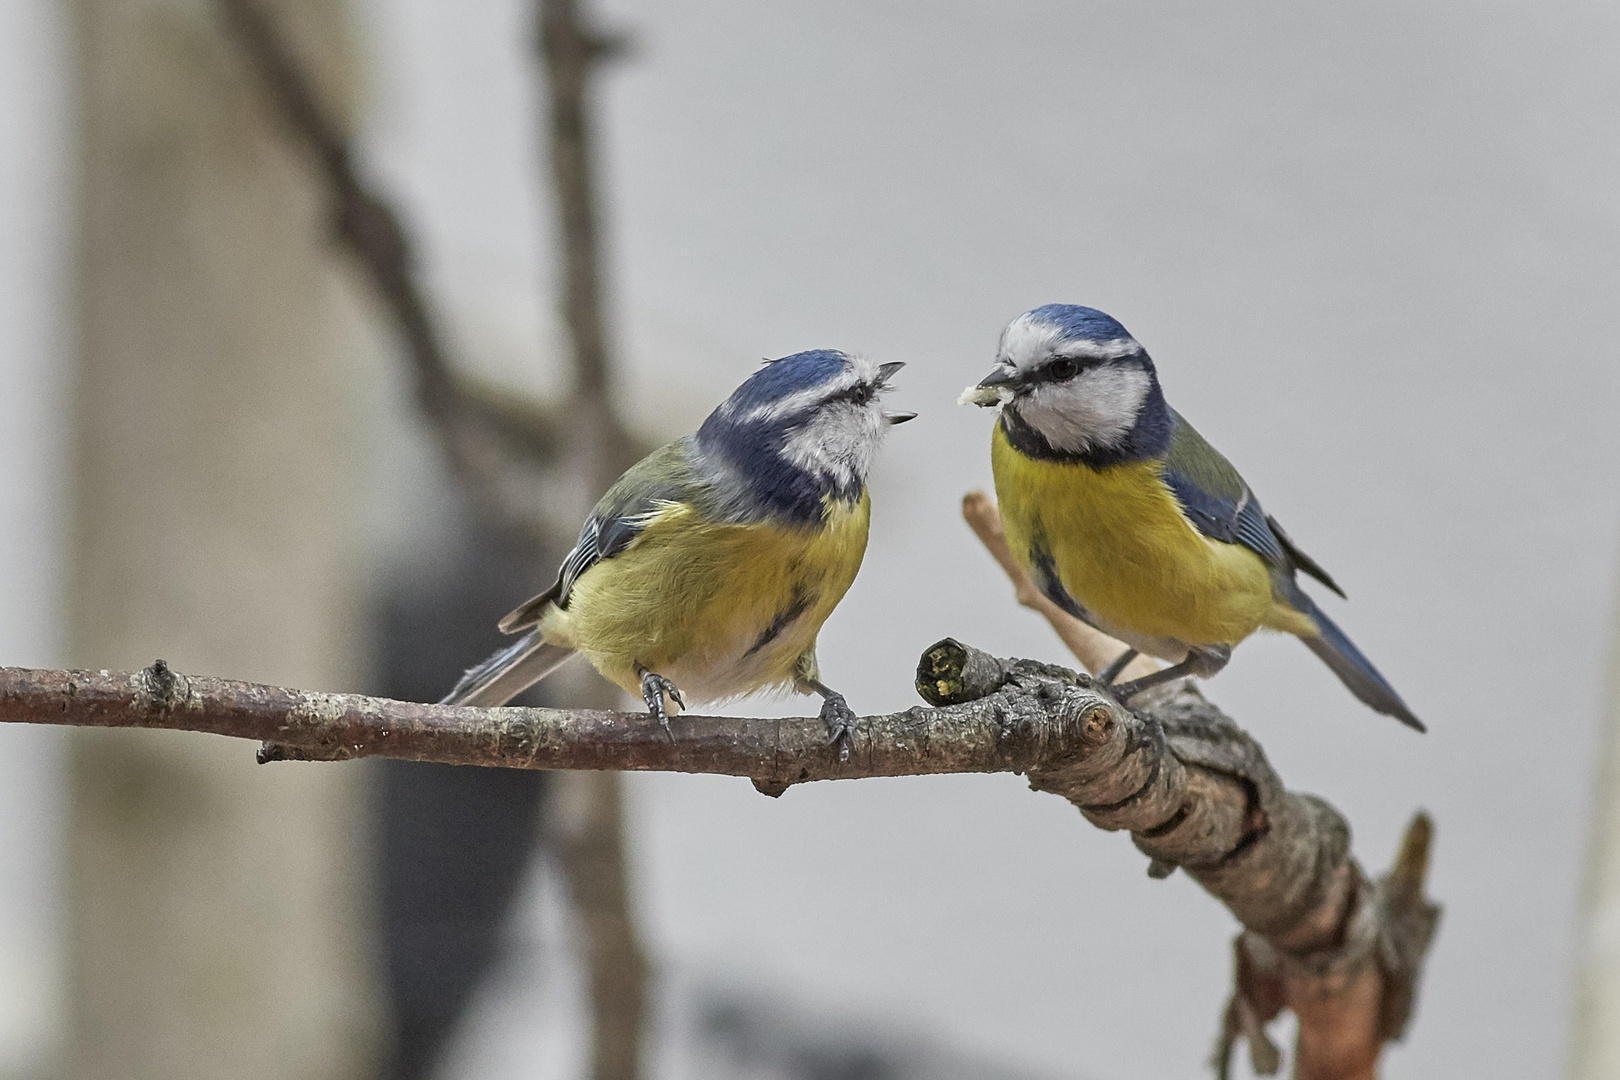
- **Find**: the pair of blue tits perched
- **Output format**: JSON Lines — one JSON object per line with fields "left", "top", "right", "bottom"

{"left": 445, "top": 303, "right": 1423, "bottom": 747}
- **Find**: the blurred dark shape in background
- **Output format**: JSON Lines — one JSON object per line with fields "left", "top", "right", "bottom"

{"left": 378, "top": 756, "right": 541, "bottom": 1080}
{"left": 373, "top": 514, "right": 551, "bottom": 1080}
{"left": 696, "top": 992, "right": 1067, "bottom": 1080}
{"left": 208, "top": 0, "right": 649, "bottom": 1072}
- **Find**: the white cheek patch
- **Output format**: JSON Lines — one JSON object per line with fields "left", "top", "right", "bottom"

{"left": 1017, "top": 365, "right": 1151, "bottom": 454}
{"left": 780, "top": 403, "right": 887, "bottom": 487}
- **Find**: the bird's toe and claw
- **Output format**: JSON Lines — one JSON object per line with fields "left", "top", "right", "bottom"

{"left": 817, "top": 691, "right": 859, "bottom": 764}
{"left": 636, "top": 665, "right": 684, "bottom": 738}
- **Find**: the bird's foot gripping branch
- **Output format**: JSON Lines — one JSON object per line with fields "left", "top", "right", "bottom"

{"left": 0, "top": 641, "right": 1436, "bottom": 1079}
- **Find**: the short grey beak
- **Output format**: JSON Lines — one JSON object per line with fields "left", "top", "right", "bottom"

{"left": 884, "top": 410, "right": 917, "bottom": 425}
{"left": 975, "top": 367, "right": 1017, "bottom": 389}
{"left": 876, "top": 361, "right": 906, "bottom": 385}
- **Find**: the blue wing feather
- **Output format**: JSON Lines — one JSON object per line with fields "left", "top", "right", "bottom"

{"left": 1158, "top": 411, "right": 1417, "bottom": 727}
{"left": 498, "top": 440, "right": 697, "bottom": 632}
{"left": 1159, "top": 410, "right": 1342, "bottom": 596}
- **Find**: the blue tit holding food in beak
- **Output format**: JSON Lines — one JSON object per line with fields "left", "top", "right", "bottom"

{"left": 444, "top": 350, "right": 915, "bottom": 756}
{"left": 962, "top": 304, "right": 1422, "bottom": 731}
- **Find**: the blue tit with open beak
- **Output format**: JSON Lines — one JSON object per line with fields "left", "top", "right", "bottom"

{"left": 445, "top": 351, "right": 915, "bottom": 758}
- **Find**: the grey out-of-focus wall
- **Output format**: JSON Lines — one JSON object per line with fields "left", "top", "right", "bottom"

{"left": 0, "top": 0, "right": 69, "bottom": 1073}
{"left": 354, "top": 2, "right": 1620, "bottom": 1079}
{"left": 60, "top": 1, "right": 393, "bottom": 1078}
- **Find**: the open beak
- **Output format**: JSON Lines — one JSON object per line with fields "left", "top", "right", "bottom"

{"left": 959, "top": 366, "right": 1018, "bottom": 407}
{"left": 874, "top": 362, "right": 912, "bottom": 422}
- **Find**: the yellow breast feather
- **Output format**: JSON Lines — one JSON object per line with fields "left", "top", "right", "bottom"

{"left": 541, "top": 492, "right": 871, "bottom": 702}
{"left": 991, "top": 424, "right": 1299, "bottom": 648}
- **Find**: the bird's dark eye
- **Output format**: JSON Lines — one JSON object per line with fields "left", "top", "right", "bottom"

{"left": 1048, "top": 357, "right": 1080, "bottom": 381}
{"left": 849, "top": 384, "right": 874, "bottom": 406}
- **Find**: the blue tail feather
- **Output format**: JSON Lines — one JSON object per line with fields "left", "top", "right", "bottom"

{"left": 1287, "top": 587, "right": 1424, "bottom": 732}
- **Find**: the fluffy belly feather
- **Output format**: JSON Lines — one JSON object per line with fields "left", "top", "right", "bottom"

{"left": 991, "top": 425, "right": 1280, "bottom": 651}
{"left": 540, "top": 494, "right": 870, "bottom": 703}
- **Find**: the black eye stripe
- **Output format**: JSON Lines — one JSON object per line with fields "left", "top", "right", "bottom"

{"left": 1044, "top": 352, "right": 1113, "bottom": 379}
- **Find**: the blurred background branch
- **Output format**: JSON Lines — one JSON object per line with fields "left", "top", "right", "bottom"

{"left": 531, "top": 3, "right": 649, "bottom": 1077}
{"left": 217, "top": 0, "right": 649, "bottom": 1076}
{"left": 215, "top": 0, "right": 568, "bottom": 544}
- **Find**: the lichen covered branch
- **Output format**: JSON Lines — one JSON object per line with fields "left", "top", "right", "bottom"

{"left": 0, "top": 650, "right": 1437, "bottom": 1079}
{"left": 0, "top": 654, "right": 1110, "bottom": 785}
{"left": 0, "top": 641, "right": 1436, "bottom": 1080}
{"left": 957, "top": 491, "right": 1440, "bottom": 1079}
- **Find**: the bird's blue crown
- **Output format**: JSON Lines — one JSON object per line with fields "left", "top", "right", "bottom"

{"left": 1025, "top": 303, "right": 1138, "bottom": 346}
{"left": 719, "top": 349, "right": 852, "bottom": 416}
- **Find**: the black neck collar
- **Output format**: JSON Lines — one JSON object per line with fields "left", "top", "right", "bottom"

{"left": 998, "top": 377, "right": 1173, "bottom": 467}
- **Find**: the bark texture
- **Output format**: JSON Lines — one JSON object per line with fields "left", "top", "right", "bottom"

{"left": 960, "top": 489, "right": 1440, "bottom": 1078}
{"left": 0, "top": 645, "right": 1437, "bottom": 1079}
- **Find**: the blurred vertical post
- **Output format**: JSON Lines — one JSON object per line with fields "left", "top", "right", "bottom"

{"left": 0, "top": 0, "right": 69, "bottom": 1075}
{"left": 1570, "top": 580, "right": 1620, "bottom": 1078}
{"left": 63, "top": 1, "right": 381, "bottom": 1078}
{"left": 535, "top": 2, "right": 650, "bottom": 1079}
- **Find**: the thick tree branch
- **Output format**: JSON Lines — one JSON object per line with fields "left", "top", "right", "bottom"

{"left": 958, "top": 491, "right": 1440, "bottom": 1079}
{"left": 0, "top": 655, "right": 1099, "bottom": 783}
{"left": 0, "top": 646, "right": 1438, "bottom": 1077}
